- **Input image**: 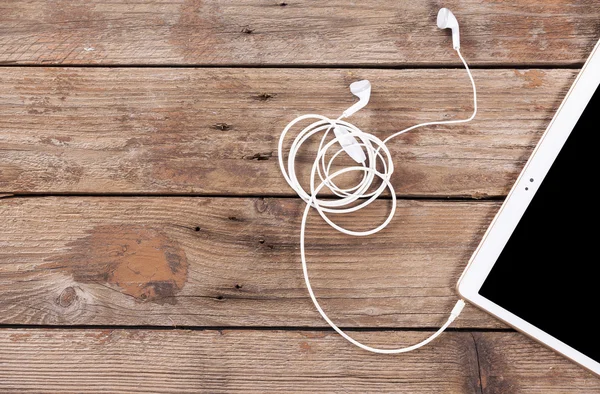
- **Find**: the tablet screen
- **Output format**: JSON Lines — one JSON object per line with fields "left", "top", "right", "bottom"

{"left": 479, "top": 85, "right": 599, "bottom": 362}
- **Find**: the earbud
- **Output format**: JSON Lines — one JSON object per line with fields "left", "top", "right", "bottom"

{"left": 338, "top": 80, "right": 371, "bottom": 162}
{"left": 342, "top": 80, "right": 371, "bottom": 118}
{"left": 437, "top": 8, "right": 460, "bottom": 50}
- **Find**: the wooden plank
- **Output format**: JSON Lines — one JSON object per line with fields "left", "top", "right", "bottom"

{"left": 1, "top": 329, "right": 598, "bottom": 392}
{"left": 0, "top": 196, "right": 503, "bottom": 328}
{"left": 0, "top": 68, "right": 577, "bottom": 197}
{"left": 0, "top": 1, "right": 598, "bottom": 66}
{"left": 0, "top": 329, "right": 481, "bottom": 393}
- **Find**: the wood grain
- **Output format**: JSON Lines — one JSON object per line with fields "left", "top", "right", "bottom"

{"left": 472, "top": 333, "right": 600, "bottom": 393}
{"left": 1, "top": 329, "right": 598, "bottom": 393}
{"left": 2, "top": 1, "right": 598, "bottom": 390}
{"left": 0, "top": 196, "right": 502, "bottom": 328}
{"left": 0, "top": 68, "right": 577, "bottom": 197}
{"left": 0, "top": 0, "right": 598, "bottom": 66}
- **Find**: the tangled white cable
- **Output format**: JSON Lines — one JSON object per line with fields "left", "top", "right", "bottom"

{"left": 277, "top": 48, "right": 476, "bottom": 353}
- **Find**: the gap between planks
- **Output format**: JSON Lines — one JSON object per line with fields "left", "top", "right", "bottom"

{"left": 0, "top": 63, "right": 585, "bottom": 69}
{"left": 0, "top": 323, "right": 515, "bottom": 333}
{"left": 0, "top": 193, "right": 506, "bottom": 201}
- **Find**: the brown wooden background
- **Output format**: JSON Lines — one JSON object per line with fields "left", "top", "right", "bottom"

{"left": 1, "top": 1, "right": 599, "bottom": 392}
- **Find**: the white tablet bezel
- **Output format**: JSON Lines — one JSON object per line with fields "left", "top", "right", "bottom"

{"left": 457, "top": 37, "right": 600, "bottom": 377}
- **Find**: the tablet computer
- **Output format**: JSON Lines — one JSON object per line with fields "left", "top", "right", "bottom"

{"left": 457, "top": 38, "right": 600, "bottom": 376}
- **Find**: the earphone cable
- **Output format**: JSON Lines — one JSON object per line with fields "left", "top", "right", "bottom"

{"left": 278, "top": 48, "right": 475, "bottom": 353}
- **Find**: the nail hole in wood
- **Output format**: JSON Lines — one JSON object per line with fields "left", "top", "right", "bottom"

{"left": 244, "top": 152, "right": 273, "bottom": 161}
{"left": 257, "top": 93, "right": 274, "bottom": 101}
{"left": 213, "top": 123, "right": 231, "bottom": 131}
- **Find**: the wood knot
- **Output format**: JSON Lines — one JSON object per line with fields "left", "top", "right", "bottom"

{"left": 255, "top": 198, "right": 268, "bottom": 213}
{"left": 57, "top": 287, "right": 77, "bottom": 308}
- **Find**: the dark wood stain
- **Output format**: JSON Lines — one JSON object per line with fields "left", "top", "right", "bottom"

{"left": 42, "top": 225, "right": 188, "bottom": 304}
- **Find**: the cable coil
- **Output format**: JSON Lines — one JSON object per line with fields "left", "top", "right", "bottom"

{"left": 278, "top": 49, "right": 476, "bottom": 353}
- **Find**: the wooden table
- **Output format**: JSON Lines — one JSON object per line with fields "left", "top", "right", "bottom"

{"left": 1, "top": 1, "right": 599, "bottom": 392}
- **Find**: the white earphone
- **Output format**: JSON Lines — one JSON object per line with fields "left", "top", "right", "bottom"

{"left": 278, "top": 8, "right": 476, "bottom": 354}
{"left": 343, "top": 80, "right": 372, "bottom": 118}
{"left": 437, "top": 8, "right": 460, "bottom": 50}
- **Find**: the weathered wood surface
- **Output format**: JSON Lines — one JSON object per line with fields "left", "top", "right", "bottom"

{"left": 2, "top": 0, "right": 599, "bottom": 389}
{"left": 1, "top": 329, "right": 598, "bottom": 393}
{"left": 0, "top": 68, "right": 576, "bottom": 197}
{"left": 0, "top": 0, "right": 598, "bottom": 66}
{"left": 0, "top": 196, "right": 502, "bottom": 328}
